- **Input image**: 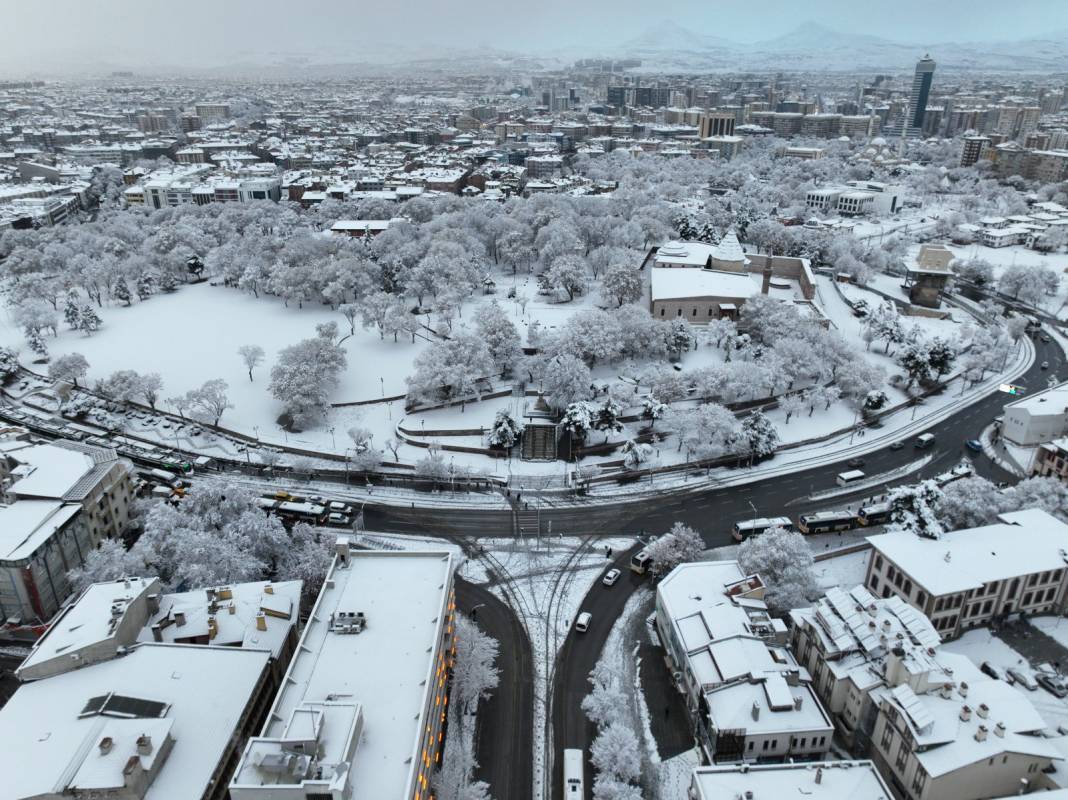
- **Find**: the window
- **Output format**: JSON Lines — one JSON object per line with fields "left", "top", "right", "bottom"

{"left": 982, "top": 600, "right": 993, "bottom": 614}
{"left": 677, "top": 309, "right": 682, "bottom": 317}
{"left": 911, "top": 766, "right": 927, "bottom": 796}
{"left": 748, "top": 741, "right": 754, "bottom": 751}
{"left": 692, "top": 308, "right": 697, "bottom": 317}
{"left": 762, "top": 740, "right": 769, "bottom": 751}
{"left": 916, "top": 591, "right": 927, "bottom": 607}
{"left": 659, "top": 308, "right": 665, "bottom": 316}
{"left": 881, "top": 726, "right": 894, "bottom": 751}
{"left": 1024, "top": 592, "right": 1033, "bottom": 606}
{"left": 875, "top": 555, "right": 883, "bottom": 571}
{"left": 904, "top": 579, "right": 912, "bottom": 595}
{"left": 770, "top": 739, "right": 777, "bottom": 749}
{"left": 896, "top": 740, "right": 908, "bottom": 771}
{"left": 870, "top": 576, "right": 880, "bottom": 592}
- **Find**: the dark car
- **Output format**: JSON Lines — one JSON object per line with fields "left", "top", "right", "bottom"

{"left": 965, "top": 439, "right": 983, "bottom": 453}
{"left": 980, "top": 661, "right": 1005, "bottom": 681}
{"left": 847, "top": 458, "right": 865, "bottom": 469}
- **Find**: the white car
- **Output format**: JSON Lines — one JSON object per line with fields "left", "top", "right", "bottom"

{"left": 328, "top": 512, "right": 351, "bottom": 526}
{"left": 602, "top": 568, "right": 621, "bottom": 587}
{"left": 575, "top": 612, "right": 592, "bottom": 633}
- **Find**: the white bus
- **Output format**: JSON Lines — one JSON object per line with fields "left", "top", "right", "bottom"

{"left": 798, "top": 510, "right": 858, "bottom": 534}
{"left": 732, "top": 516, "right": 794, "bottom": 542}
{"left": 630, "top": 550, "right": 653, "bottom": 575}
{"left": 563, "top": 748, "right": 585, "bottom": 798}
{"left": 836, "top": 469, "right": 866, "bottom": 487}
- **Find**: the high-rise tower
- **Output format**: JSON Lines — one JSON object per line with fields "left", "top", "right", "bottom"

{"left": 903, "top": 55, "right": 936, "bottom": 138}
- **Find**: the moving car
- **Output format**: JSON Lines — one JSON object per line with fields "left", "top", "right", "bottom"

{"left": 1042, "top": 361, "right": 1050, "bottom": 370}
{"left": 602, "top": 568, "right": 621, "bottom": 586}
{"left": 328, "top": 512, "right": 351, "bottom": 526}
{"left": 889, "top": 441, "right": 905, "bottom": 451}
{"left": 915, "top": 433, "right": 936, "bottom": 449}
{"left": 846, "top": 457, "right": 865, "bottom": 469}
{"left": 575, "top": 612, "right": 592, "bottom": 633}
{"left": 965, "top": 439, "right": 983, "bottom": 453}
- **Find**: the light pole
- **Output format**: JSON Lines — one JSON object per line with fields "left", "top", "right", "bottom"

{"left": 747, "top": 499, "right": 758, "bottom": 536}
{"left": 329, "top": 426, "right": 336, "bottom": 450}
{"left": 380, "top": 376, "right": 385, "bottom": 398}
{"left": 279, "top": 424, "right": 289, "bottom": 443}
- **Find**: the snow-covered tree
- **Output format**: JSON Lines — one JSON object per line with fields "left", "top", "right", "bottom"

{"left": 561, "top": 402, "right": 593, "bottom": 442}
{"left": 887, "top": 480, "right": 945, "bottom": 539}
{"left": 138, "top": 372, "right": 163, "bottom": 409}
{"left": 77, "top": 304, "right": 101, "bottom": 334}
{"left": 97, "top": 369, "right": 144, "bottom": 402}
{"left": 937, "top": 476, "right": 1007, "bottom": 529}
{"left": 237, "top": 344, "right": 265, "bottom": 382}
{"left": 406, "top": 330, "right": 494, "bottom": 405}
{"left": 543, "top": 254, "right": 588, "bottom": 302}
{"left": 601, "top": 263, "right": 643, "bottom": 307}
{"left": 737, "top": 526, "right": 817, "bottom": 613}
{"left": 488, "top": 409, "right": 523, "bottom": 449}
{"left": 621, "top": 440, "right": 653, "bottom": 470}
{"left": 189, "top": 378, "right": 232, "bottom": 426}
{"left": 63, "top": 292, "right": 82, "bottom": 329}
{"left": 778, "top": 393, "right": 806, "bottom": 424}
{"left": 25, "top": 327, "right": 48, "bottom": 362}
{"left": 48, "top": 352, "right": 89, "bottom": 387}
{"left": 67, "top": 538, "right": 144, "bottom": 593}
{"left": 897, "top": 340, "right": 932, "bottom": 389}
{"left": 113, "top": 279, "right": 132, "bottom": 306}
{"left": 473, "top": 301, "right": 521, "bottom": 372}
{"left": 270, "top": 329, "right": 348, "bottom": 427}
{"left": 645, "top": 522, "right": 704, "bottom": 577}
{"left": 539, "top": 354, "right": 593, "bottom": 411}
{"left": 582, "top": 659, "right": 627, "bottom": 728}
{"left": 592, "top": 397, "right": 623, "bottom": 441}
{"left": 590, "top": 723, "right": 641, "bottom": 785}
{"left": 742, "top": 410, "right": 779, "bottom": 462}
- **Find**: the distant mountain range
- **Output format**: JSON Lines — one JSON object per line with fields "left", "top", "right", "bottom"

{"left": 611, "top": 20, "right": 1068, "bottom": 72}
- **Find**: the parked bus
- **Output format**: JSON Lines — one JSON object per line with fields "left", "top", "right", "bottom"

{"left": 630, "top": 550, "right": 653, "bottom": 575}
{"left": 732, "top": 516, "right": 794, "bottom": 542}
{"left": 836, "top": 469, "right": 866, "bottom": 487}
{"left": 798, "top": 510, "right": 858, "bottom": 535}
{"left": 563, "top": 749, "right": 585, "bottom": 798}
{"left": 857, "top": 501, "right": 891, "bottom": 526}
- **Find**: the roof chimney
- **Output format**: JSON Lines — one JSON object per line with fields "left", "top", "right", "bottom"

{"left": 174, "top": 610, "right": 185, "bottom": 627}
{"left": 264, "top": 584, "right": 274, "bottom": 595}
{"left": 751, "top": 701, "right": 761, "bottom": 721}
{"left": 99, "top": 736, "right": 114, "bottom": 755}
{"left": 995, "top": 721, "right": 1006, "bottom": 738}
{"left": 207, "top": 615, "right": 218, "bottom": 640}
{"left": 136, "top": 734, "right": 153, "bottom": 756}
{"left": 256, "top": 611, "right": 267, "bottom": 631}
{"left": 794, "top": 695, "right": 803, "bottom": 711}
{"left": 977, "top": 703, "right": 989, "bottom": 719}
{"left": 959, "top": 681, "right": 969, "bottom": 698}
{"left": 150, "top": 624, "right": 162, "bottom": 642}
{"left": 975, "top": 724, "right": 988, "bottom": 742}
{"left": 815, "top": 767, "right": 823, "bottom": 785}
{"left": 960, "top": 705, "right": 972, "bottom": 722}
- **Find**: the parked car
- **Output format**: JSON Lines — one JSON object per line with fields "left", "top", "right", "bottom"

{"left": 602, "top": 568, "right": 621, "bottom": 587}
{"left": 575, "top": 612, "right": 592, "bottom": 633}
{"left": 330, "top": 501, "right": 352, "bottom": 513}
{"left": 847, "top": 458, "right": 865, "bottom": 469}
{"left": 1007, "top": 667, "right": 1038, "bottom": 690}
{"left": 328, "top": 512, "right": 351, "bottom": 526}
{"left": 980, "top": 661, "right": 1006, "bottom": 681}
{"left": 1042, "top": 335, "right": 1051, "bottom": 343}
{"left": 965, "top": 439, "right": 983, "bottom": 453}
{"left": 890, "top": 441, "right": 905, "bottom": 451}
{"left": 1038, "top": 673, "right": 1068, "bottom": 698}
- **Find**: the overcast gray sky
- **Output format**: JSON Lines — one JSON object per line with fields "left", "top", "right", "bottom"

{"left": 5, "top": 0, "right": 1068, "bottom": 72}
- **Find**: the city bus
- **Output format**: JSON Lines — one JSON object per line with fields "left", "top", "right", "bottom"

{"left": 276, "top": 501, "right": 329, "bottom": 525}
{"left": 857, "top": 501, "right": 892, "bottom": 526}
{"left": 732, "top": 516, "right": 794, "bottom": 542}
{"left": 630, "top": 550, "right": 653, "bottom": 575}
{"left": 563, "top": 749, "right": 585, "bottom": 798}
{"left": 797, "top": 510, "right": 858, "bottom": 535}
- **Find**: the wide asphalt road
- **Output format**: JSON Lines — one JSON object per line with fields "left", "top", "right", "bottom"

{"left": 455, "top": 577, "right": 533, "bottom": 800}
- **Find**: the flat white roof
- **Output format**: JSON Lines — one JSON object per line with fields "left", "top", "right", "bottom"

{"left": 691, "top": 760, "right": 892, "bottom": 799}
{"left": 1005, "top": 380, "right": 1068, "bottom": 416}
{"left": 243, "top": 550, "right": 453, "bottom": 799}
{"left": 868, "top": 508, "right": 1068, "bottom": 596}
{"left": 0, "top": 643, "right": 270, "bottom": 800}
{"left": 8, "top": 442, "right": 94, "bottom": 499}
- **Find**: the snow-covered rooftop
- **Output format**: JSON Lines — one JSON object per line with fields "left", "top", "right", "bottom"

{"left": 136, "top": 580, "right": 301, "bottom": 659}
{"left": 691, "top": 760, "right": 892, "bottom": 799}
{"left": 6, "top": 442, "right": 95, "bottom": 499}
{"left": 654, "top": 230, "right": 748, "bottom": 268}
{"left": 0, "top": 643, "right": 271, "bottom": 800}
{"left": 1004, "top": 379, "right": 1068, "bottom": 417}
{"left": 867, "top": 509, "right": 1068, "bottom": 597}
{"left": 651, "top": 268, "right": 761, "bottom": 302}
{"left": 232, "top": 549, "right": 453, "bottom": 799}
{"left": 17, "top": 577, "right": 159, "bottom": 680}
{"left": 0, "top": 499, "right": 81, "bottom": 562}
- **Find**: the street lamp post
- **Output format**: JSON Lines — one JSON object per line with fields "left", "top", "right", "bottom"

{"left": 747, "top": 499, "right": 758, "bottom": 536}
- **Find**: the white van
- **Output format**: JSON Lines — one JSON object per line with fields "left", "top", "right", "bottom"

{"left": 915, "top": 433, "right": 936, "bottom": 449}
{"left": 836, "top": 469, "right": 866, "bottom": 486}
{"left": 575, "top": 612, "right": 592, "bottom": 633}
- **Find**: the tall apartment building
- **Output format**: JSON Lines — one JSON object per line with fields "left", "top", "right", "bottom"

{"left": 902, "top": 56, "right": 936, "bottom": 138}
{"left": 655, "top": 561, "right": 834, "bottom": 764}
{"left": 699, "top": 111, "right": 736, "bottom": 138}
{"left": 230, "top": 546, "right": 455, "bottom": 800}
{"left": 960, "top": 135, "right": 990, "bottom": 167}
{"left": 865, "top": 509, "right": 1068, "bottom": 637}
{"left": 0, "top": 436, "right": 135, "bottom": 623}
{"left": 195, "top": 103, "right": 230, "bottom": 121}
